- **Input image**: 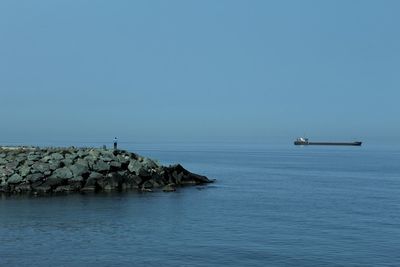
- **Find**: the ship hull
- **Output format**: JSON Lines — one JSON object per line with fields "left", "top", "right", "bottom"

{"left": 294, "top": 141, "right": 362, "bottom": 146}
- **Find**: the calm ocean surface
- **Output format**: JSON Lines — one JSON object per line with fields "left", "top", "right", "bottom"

{"left": 1, "top": 143, "right": 400, "bottom": 267}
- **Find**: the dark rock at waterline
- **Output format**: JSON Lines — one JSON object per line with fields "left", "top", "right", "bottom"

{"left": 162, "top": 184, "right": 176, "bottom": 192}
{"left": 0, "top": 146, "right": 214, "bottom": 195}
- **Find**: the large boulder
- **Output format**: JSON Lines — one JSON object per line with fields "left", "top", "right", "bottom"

{"left": 27, "top": 153, "right": 41, "bottom": 161}
{"left": 88, "top": 150, "right": 100, "bottom": 158}
{"left": 128, "top": 160, "right": 141, "bottom": 174}
{"left": 88, "top": 171, "right": 103, "bottom": 179}
{"left": 40, "top": 155, "right": 52, "bottom": 163}
{"left": 79, "top": 151, "right": 88, "bottom": 158}
{"left": 97, "top": 173, "right": 122, "bottom": 190}
{"left": 48, "top": 161, "right": 61, "bottom": 171}
{"left": 128, "top": 160, "right": 149, "bottom": 176}
{"left": 93, "top": 160, "right": 110, "bottom": 172}
{"left": 109, "top": 161, "right": 121, "bottom": 170}
{"left": 69, "top": 164, "right": 89, "bottom": 178}
{"left": 19, "top": 165, "right": 31, "bottom": 177}
{"left": 0, "top": 166, "right": 14, "bottom": 178}
{"left": 51, "top": 153, "right": 64, "bottom": 161}
{"left": 116, "top": 154, "right": 130, "bottom": 165}
{"left": 166, "top": 164, "right": 212, "bottom": 185}
{"left": 26, "top": 173, "right": 44, "bottom": 182}
{"left": 6, "top": 161, "right": 19, "bottom": 171}
{"left": 84, "top": 156, "right": 96, "bottom": 170}
{"left": 81, "top": 171, "right": 103, "bottom": 191}
{"left": 141, "top": 157, "right": 159, "bottom": 169}
{"left": 51, "top": 167, "right": 73, "bottom": 179}
{"left": 8, "top": 173, "right": 23, "bottom": 184}
{"left": 61, "top": 158, "right": 74, "bottom": 167}
{"left": 31, "top": 162, "right": 50, "bottom": 173}
{"left": 65, "top": 153, "right": 78, "bottom": 161}
{"left": 76, "top": 158, "right": 89, "bottom": 168}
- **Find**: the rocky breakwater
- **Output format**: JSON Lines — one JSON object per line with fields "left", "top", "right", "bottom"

{"left": 0, "top": 147, "right": 213, "bottom": 194}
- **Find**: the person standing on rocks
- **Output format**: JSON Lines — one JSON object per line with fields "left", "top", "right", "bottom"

{"left": 113, "top": 137, "right": 118, "bottom": 150}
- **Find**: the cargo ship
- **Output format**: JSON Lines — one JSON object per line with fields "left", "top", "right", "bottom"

{"left": 294, "top": 137, "right": 362, "bottom": 146}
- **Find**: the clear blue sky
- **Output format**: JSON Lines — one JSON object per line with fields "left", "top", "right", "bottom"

{"left": 0, "top": 0, "right": 399, "bottom": 144}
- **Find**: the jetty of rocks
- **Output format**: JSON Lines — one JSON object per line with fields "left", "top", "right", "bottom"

{"left": 0, "top": 146, "right": 213, "bottom": 195}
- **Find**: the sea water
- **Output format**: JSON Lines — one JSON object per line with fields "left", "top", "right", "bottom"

{"left": 1, "top": 143, "right": 399, "bottom": 266}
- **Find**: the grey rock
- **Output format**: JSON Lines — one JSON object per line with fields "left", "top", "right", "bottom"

{"left": 32, "top": 162, "right": 50, "bottom": 173}
{"left": 98, "top": 173, "right": 122, "bottom": 190}
{"left": 93, "top": 160, "right": 110, "bottom": 172}
{"left": 0, "top": 167, "right": 12, "bottom": 177}
{"left": 77, "top": 150, "right": 88, "bottom": 158}
{"left": 48, "top": 161, "right": 61, "bottom": 171}
{"left": 172, "top": 171, "right": 183, "bottom": 183}
{"left": 27, "top": 153, "right": 41, "bottom": 161}
{"left": 65, "top": 153, "right": 78, "bottom": 161}
{"left": 151, "top": 173, "right": 165, "bottom": 186}
{"left": 6, "top": 162, "right": 19, "bottom": 170}
{"left": 26, "top": 173, "right": 44, "bottom": 182}
{"left": 8, "top": 173, "right": 23, "bottom": 184}
{"left": 100, "top": 156, "right": 113, "bottom": 162}
{"left": 84, "top": 156, "right": 96, "bottom": 169}
{"left": 126, "top": 175, "right": 141, "bottom": 185}
{"left": 117, "top": 170, "right": 128, "bottom": 177}
{"left": 128, "top": 160, "right": 143, "bottom": 174}
{"left": 117, "top": 155, "right": 130, "bottom": 165}
{"left": 141, "top": 180, "right": 153, "bottom": 189}
{"left": 142, "top": 157, "right": 159, "bottom": 169}
{"left": 25, "top": 160, "right": 35, "bottom": 166}
{"left": 35, "top": 185, "right": 51, "bottom": 194}
{"left": 0, "top": 146, "right": 213, "bottom": 194}
{"left": 69, "top": 175, "right": 83, "bottom": 182}
{"left": 180, "top": 180, "right": 197, "bottom": 185}
{"left": 0, "top": 180, "right": 9, "bottom": 192}
{"left": 100, "top": 150, "right": 116, "bottom": 157}
{"left": 14, "top": 183, "right": 31, "bottom": 192}
{"left": 76, "top": 158, "right": 89, "bottom": 168}
{"left": 19, "top": 165, "right": 31, "bottom": 177}
{"left": 51, "top": 167, "right": 73, "bottom": 179}
{"left": 167, "top": 164, "right": 212, "bottom": 185}
{"left": 30, "top": 179, "right": 44, "bottom": 189}
{"left": 162, "top": 184, "right": 176, "bottom": 192}
{"left": 81, "top": 186, "right": 96, "bottom": 192}
{"left": 110, "top": 161, "right": 121, "bottom": 169}
{"left": 43, "top": 177, "right": 64, "bottom": 187}
{"left": 51, "top": 153, "right": 64, "bottom": 161}
{"left": 40, "top": 155, "right": 52, "bottom": 162}
{"left": 89, "top": 150, "right": 100, "bottom": 158}
{"left": 15, "top": 157, "right": 26, "bottom": 166}
{"left": 61, "top": 158, "right": 74, "bottom": 166}
{"left": 69, "top": 164, "right": 89, "bottom": 177}
{"left": 89, "top": 172, "right": 103, "bottom": 179}
{"left": 84, "top": 177, "right": 97, "bottom": 187}
{"left": 68, "top": 181, "right": 84, "bottom": 191}
{"left": 83, "top": 175, "right": 99, "bottom": 189}
{"left": 54, "top": 185, "right": 73, "bottom": 193}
